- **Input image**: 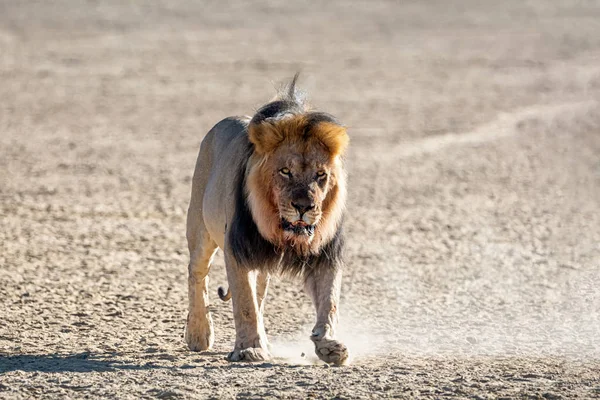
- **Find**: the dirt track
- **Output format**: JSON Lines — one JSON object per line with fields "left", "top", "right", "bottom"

{"left": 1, "top": 1, "right": 599, "bottom": 398}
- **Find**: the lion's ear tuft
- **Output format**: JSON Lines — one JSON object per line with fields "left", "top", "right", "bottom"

{"left": 311, "top": 122, "right": 349, "bottom": 157}
{"left": 248, "top": 122, "right": 283, "bottom": 155}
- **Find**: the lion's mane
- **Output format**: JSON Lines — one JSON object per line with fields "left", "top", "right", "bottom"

{"left": 227, "top": 75, "right": 348, "bottom": 277}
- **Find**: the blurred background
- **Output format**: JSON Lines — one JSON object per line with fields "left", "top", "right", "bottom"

{"left": 1, "top": 0, "right": 599, "bottom": 398}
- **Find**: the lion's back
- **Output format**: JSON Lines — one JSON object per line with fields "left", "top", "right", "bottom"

{"left": 189, "top": 116, "right": 252, "bottom": 249}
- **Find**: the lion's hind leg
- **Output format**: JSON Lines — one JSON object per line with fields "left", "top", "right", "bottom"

{"left": 185, "top": 232, "right": 218, "bottom": 352}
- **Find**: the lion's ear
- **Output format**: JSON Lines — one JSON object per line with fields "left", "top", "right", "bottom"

{"left": 312, "top": 122, "right": 349, "bottom": 157}
{"left": 248, "top": 122, "right": 283, "bottom": 155}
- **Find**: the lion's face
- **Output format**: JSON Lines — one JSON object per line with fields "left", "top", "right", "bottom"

{"left": 268, "top": 144, "right": 334, "bottom": 241}
{"left": 247, "top": 113, "right": 348, "bottom": 253}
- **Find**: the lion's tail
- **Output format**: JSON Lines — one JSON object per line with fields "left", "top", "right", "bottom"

{"left": 217, "top": 286, "right": 231, "bottom": 302}
{"left": 275, "top": 72, "right": 308, "bottom": 110}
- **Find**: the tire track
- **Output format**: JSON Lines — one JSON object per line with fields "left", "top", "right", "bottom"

{"left": 355, "top": 100, "right": 597, "bottom": 163}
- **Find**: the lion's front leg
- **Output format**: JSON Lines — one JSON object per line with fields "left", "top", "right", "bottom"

{"left": 224, "top": 253, "right": 271, "bottom": 362}
{"left": 305, "top": 266, "right": 349, "bottom": 365}
{"left": 256, "top": 271, "right": 270, "bottom": 316}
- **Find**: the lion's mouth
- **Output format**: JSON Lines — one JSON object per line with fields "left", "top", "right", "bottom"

{"left": 281, "top": 218, "right": 315, "bottom": 236}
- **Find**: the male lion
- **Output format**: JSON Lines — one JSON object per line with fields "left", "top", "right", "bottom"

{"left": 185, "top": 75, "right": 349, "bottom": 365}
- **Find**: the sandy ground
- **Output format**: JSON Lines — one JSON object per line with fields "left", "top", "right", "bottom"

{"left": 1, "top": 0, "right": 600, "bottom": 398}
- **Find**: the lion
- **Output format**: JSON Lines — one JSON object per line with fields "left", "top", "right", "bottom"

{"left": 184, "top": 74, "right": 350, "bottom": 365}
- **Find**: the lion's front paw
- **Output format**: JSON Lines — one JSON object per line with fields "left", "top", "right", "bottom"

{"left": 310, "top": 325, "right": 349, "bottom": 365}
{"left": 312, "top": 337, "right": 349, "bottom": 365}
{"left": 185, "top": 314, "right": 214, "bottom": 351}
{"left": 227, "top": 347, "right": 272, "bottom": 362}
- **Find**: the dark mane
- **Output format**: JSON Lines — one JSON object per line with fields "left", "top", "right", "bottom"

{"left": 250, "top": 100, "right": 303, "bottom": 126}
{"left": 227, "top": 139, "right": 280, "bottom": 269}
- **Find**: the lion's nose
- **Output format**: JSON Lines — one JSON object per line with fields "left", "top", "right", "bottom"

{"left": 291, "top": 200, "right": 314, "bottom": 215}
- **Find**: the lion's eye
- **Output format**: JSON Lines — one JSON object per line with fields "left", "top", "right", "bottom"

{"left": 279, "top": 168, "right": 291, "bottom": 177}
{"left": 316, "top": 171, "right": 327, "bottom": 179}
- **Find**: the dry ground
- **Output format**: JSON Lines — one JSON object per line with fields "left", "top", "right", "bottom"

{"left": 1, "top": 0, "right": 600, "bottom": 398}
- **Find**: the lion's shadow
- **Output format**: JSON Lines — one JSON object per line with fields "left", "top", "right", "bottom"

{"left": 0, "top": 352, "right": 174, "bottom": 373}
{"left": 0, "top": 351, "right": 310, "bottom": 373}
